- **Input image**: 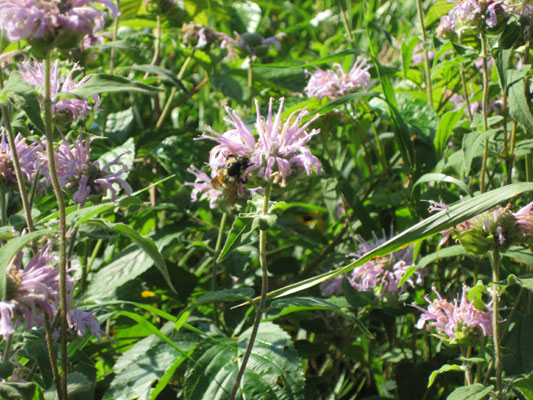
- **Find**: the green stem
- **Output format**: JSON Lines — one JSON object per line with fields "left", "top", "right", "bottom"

{"left": 43, "top": 55, "right": 68, "bottom": 400}
{"left": 211, "top": 211, "right": 228, "bottom": 326}
{"left": 155, "top": 51, "right": 195, "bottom": 129}
{"left": 480, "top": 32, "right": 490, "bottom": 193}
{"left": 491, "top": 246, "right": 502, "bottom": 395}
{"left": 44, "top": 315, "right": 62, "bottom": 400}
{"left": 229, "top": 182, "right": 272, "bottom": 400}
{"left": 337, "top": 0, "right": 355, "bottom": 47}
{"left": 0, "top": 183, "right": 7, "bottom": 226}
{"left": 109, "top": 0, "right": 120, "bottom": 74}
{"left": 0, "top": 67, "right": 35, "bottom": 233}
{"left": 416, "top": 0, "right": 433, "bottom": 109}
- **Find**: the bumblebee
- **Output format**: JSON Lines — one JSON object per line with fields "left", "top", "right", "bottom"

{"left": 211, "top": 155, "right": 251, "bottom": 206}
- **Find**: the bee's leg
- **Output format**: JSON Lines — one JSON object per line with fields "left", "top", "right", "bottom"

{"left": 240, "top": 176, "right": 248, "bottom": 184}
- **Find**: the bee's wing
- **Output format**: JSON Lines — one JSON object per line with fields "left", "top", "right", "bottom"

{"left": 211, "top": 175, "right": 224, "bottom": 190}
{"left": 223, "top": 181, "right": 239, "bottom": 207}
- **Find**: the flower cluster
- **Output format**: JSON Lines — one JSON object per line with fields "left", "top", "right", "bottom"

{"left": 437, "top": 0, "right": 517, "bottom": 38}
{"left": 428, "top": 200, "right": 533, "bottom": 254}
{"left": 305, "top": 57, "right": 371, "bottom": 101}
{"left": 0, "top": 243, "right": 103, "bottom": 340}
{"left": 414, "top": 285, "right": 492, "bottom": 345}
{"left": 322, "top": 231, "right": 425, "bottom": 298}
{"left": 184, "top": 165, "right": 222, "bottom": 209}
{"left": 0, "top": 129, "right": 41, "bottom": 186}
{"left": 0, "top": 0, "right": 118, "bottom": 44}
{"left": 188, "top": 98, "right": 321, "bottom": 206}
{"left": 43, "top": 134, "right": 132, "bottom": 206}
{"left": 18, "top": 58, "right": 98, "bottom": 122}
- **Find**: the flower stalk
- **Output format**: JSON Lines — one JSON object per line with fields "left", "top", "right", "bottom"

{"left": 491, "top": 246, "right": 502, "bottom": 395}
{"left": 43, "top": 55, "right": 68, "bottom": 400}
{"left": 229, "top": 182, "right": 272, "bottom": 400}
{"left": 416, "top": 0, "right": 434, "bottom": 109}
{"left": 480, "top": 32, "right": 490, "bottom": 193}
{"left": 0, "top": 68, "right": 35, "bottom": 233}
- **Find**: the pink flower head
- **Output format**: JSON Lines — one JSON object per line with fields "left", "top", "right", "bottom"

{"left": 322, "top": 230, "right": 425, "bottom": 298}
{"left": 437, "top": 0, "right": 517, "bottom": 37}
{"left": 0, "top": 128, "right": 41, "bottom": 185}
{"left": 512, "top": 201, "right": 533, "bottom": 236}
{"left": 184, "top": 165, "right": 222, "bottom": 209}
{"left": 201, "top": 98, "right": 321, "bottom": 190}
{"left": 0, "top": 0, "right": 119, "bottom": 42}
{"left": 0, "top": 244, "right": 60, "bottom": 339}
{"left": 41, "top": 134, "right": 132, "bottom": 206}
{"left": 18, "top": 58, "right": 99, "bottom": 121}
{"left": 305, "top": 57, "right": 371, "bottom": 100}
{"left": 414, "top": 285, "right": 492, "bottom": 344}
{"left": 348, "top": 231, "right": 424, "bottom": 297}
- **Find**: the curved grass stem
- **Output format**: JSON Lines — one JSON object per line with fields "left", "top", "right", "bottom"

{"left": 229, "top": 182, "right": 272, "bottom": 400}
{"left": 43, "top": 55, "right": 68, "bottom": 400}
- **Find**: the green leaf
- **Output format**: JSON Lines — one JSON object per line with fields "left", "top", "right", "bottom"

{"left": 104, "top": 109, "right": 134, "bottom": 144}
{"left": 434, "top": 110, "right": 463, "bottom": 157}
{"left": 66, "top": 204, "right": 114, "bottom": 227}
{"left": 86, "top": 246, "right": 151, "bottom": 298}
{"left": 0, "top": 382, "right": 36, "bottom": 400}
{"left": 258, "top": 183, "right": 533, "bottom": 302}
{"left": 427, "top": 364, "right": 462, "bottom": 388}
{"left": 69, "top": 74, "right": 163, "bottom": 98}
{"left": 0, "top": 230, "right": 55, "bottom": 300}
{"left": 106, "top": 328, "right": 196, "bottom": 400}
{"left": 401, "top": 36, "right": 419, "bottom": 80}
{"left": 415, "top": 245, "right": 467, "bottom": 270}
{"left": 184, "top": 323, "right": 305, "bottom": 400}
{"left": 125, "top": 65, "right": 188, "bottom": 91}
{"left": 414, "top": 173, "right": 472, "bottom": 197}
{"left": 447, "top": 384, "right": 493, "bottom": 400}
{"left": 368, "top": 40, "right": 414, "bottom": 172}
{"left": 265, "top": 296, "right": 371, "bottom": 337}
{"left": 44, "top": 372, "right": 95, "bottom": 400}
{"left": 507, "top": 372, "right": 533, "bottom": 399}
{"left": 508, "top": 67, "right": 533, "bottom": 133}
{"left": 462, "top": 129, "right": 499, "bottom": 177}
{"left": 195, "top": 288, "right": 255, "bottom": 305}
{"left": 425, "top": 0, "right": 455, "bottom": 27}
{"left": 217, "top": 216, "right": 253, "bottom": 263}
{"left": 511, "top": 275, "right": 533, "bottom": 293}
{"left": 3, "top": 72, "right": 45, "bottom": 133}
{"left": 88, "top": 221, "right": 176, "bottom": 293}
{"left": 503, "top": 246, "right": 533, "bottom": 266}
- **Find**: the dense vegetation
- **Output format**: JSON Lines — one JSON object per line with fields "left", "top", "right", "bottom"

{"left": 0, "top": 0, "right": 532, "bottom": 399}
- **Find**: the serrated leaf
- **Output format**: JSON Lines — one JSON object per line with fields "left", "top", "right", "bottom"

{"left": 66, "top": 204, "right": 114, "bottom": 227}
{"left": 0, "top": 382, "right": 36, "bottom": 400}
{"left": 87, "top": 220, "right": 175, "bottom": 293}
{"left": 184, "top": 322, "right": 304, "bottom": 400}
{"left": 106, "top": 330, "right": 196, "bottom": 400}
{"left": 69, "top": 74, "right": 162, "bottom": 98}
{"left": 427, "top": 364, "right": 462, "bottom": 388}
{"left": 508, "top": 67, "right": 533, "bottom": 133}
{"left": 414, "top": 173, "right": 472, "bottom": 197}
{"left": 447, "top": 384, "right": 493, "bottom": 400}
{"left": 86, "top": 246, "right": 151, "bottom": 298}
{"left": 0, "top": 230, "right": 55, "bottom": 300}
{"left": 217, "top": 216, "right": 253, "bottom": 263}
{"left": 257, "top": 183, "right": 533, "bottom": 302}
